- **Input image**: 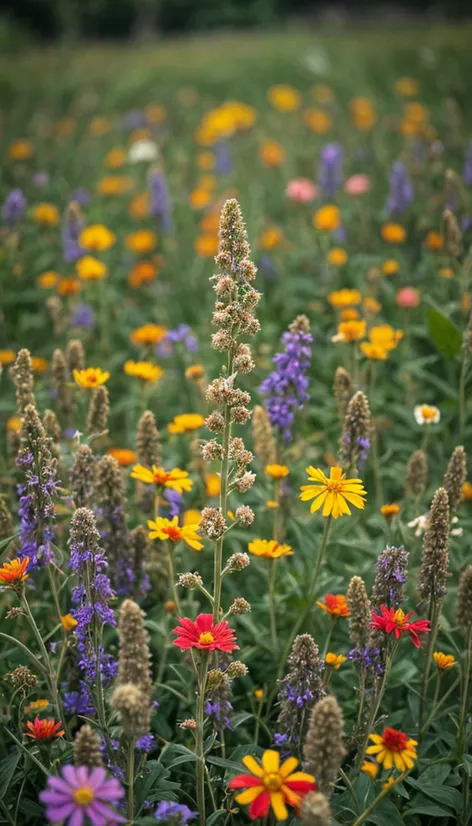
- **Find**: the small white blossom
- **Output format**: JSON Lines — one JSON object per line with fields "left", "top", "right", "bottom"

{"left": 408, "top": 514, "right": 429, "bottom": 537}
{"left": 414, "top": 404, "right": 440, "bottom": 425}
{"left": 128, "top": 140, "right": 159, "bottom": 164}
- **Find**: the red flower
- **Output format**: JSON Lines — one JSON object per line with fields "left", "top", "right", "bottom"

{"left": 25, "top": 718, "right": 65, "bottom": 741}
{"left": 172, "top": 613, "right": 239, "bottom": 653}
{"left": 370, "top": 605, "right": 430, "bottom": 648}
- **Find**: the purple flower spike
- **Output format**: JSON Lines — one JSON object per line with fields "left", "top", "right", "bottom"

{"left": 319, "top": 143, "right": 343, "bottom": 197}
{"left": 2, "top": 189, "right": 27, "bottom": 228}
{"left": 386, "top": 161, "right": 413, "bottom": 216}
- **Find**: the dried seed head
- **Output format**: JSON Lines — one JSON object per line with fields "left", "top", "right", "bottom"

{"left": 303, "top": 695, "right": 346, "bottom": 797}
{"left": 69, "top": 444, "right": 95, "bottom": 509}
{"left": 278, "top": 634, "right": 325, "bottom": 749}
{"left": 442, "top": 446, "right": 467, "bottom": 513}
{"left": 205, "top": 410, "right": 225, "bottom": 434}
{"left": 418, "top": 487, "right": 450, "bottom": 603}
{"left": 110, "top": 683, "right": 149, "bottom": 738}
{"left": 234, "top": 471, "right": 256, "bottom": 492}
{"left": 73, "top": 724, "right": 103, "bottom": 768}
{"left": 301, "top": 792, "right": 332, "bottom": 826}
{"left": 234, "top": 505, "right": 255, "bottom": 526}
{"left": 87, "top": 386, "right": 109, "bottom": 435}
{"left": 136, "top": 410, "right": 161, "bottom": 467}
{"left": 66, "top": 339, "right": 85, "bottom": 373}
{"left": 113, "top": 599, "right": 153, "bottom": 737}
{"left": 177, "top": 571, "right": 203, "bottom": 590}
{"left": 456, "top": 565, "right": 472, "bottom": 632}
{"left": 338, "top": 391, "right": 371, "bottom": 474}
{"left": 52, "top": 348, "right": 72, "bottom": 418}
{"left": 226, "top": 660, "right": 248, "bottom": 678}
{"left": 8, "top": 665, "right": 37, "bottom": 689}
{"left": 201, "top": 439, "right": 224, "bottom": 462}
{"left": 199, "top": 507, "right": 226, "bottom": 539}
{"left": 227, "top": 552, "right": 250, "bottom": 572}
{"left": 347, "top": 576, "right": 371, "bottom": 648}
{"left": 229, "top": 597, "right": 251, "bottom": 615}
{"left": 333, "top": 366, "right": 352, "bottom": 419}
{"left": 442, "top": 208, "right": 463, "bottom": 257}
{"left": 10, "top": 348, "right": 35, "bottom": 415}
{"left": 405, "top": 449, "right": 428, "bottom": 498}
{"left": 252, "top": 405, "right": 277, "bottom": 468}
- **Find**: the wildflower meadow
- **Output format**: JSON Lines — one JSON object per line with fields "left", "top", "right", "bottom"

{"left": 1, "top": 26, "right": 472, "bottom": 826}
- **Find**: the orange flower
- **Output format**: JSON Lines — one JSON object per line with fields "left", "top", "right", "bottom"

{"left": 259, "top": 227, "right": 283, "bottom": 251}
{"left": 325, "top": 652, "right": 347, "bottom": 670}
{"left": 200, "top": 211, "right": 220, "bottom": 233}
{"left": 88, "top": 116, "right": 111, "bottom": 137}
{"left": 128, "top": 260, "right": 157, "bottom": 287}
{"left": 58, "top": 277, "right": 81, "bottom": 296}
{"left": 381, "top": 223, "right": 406, "bottom": 244}
{"left": 185, "top": 364, "right": 205, "bottom": 380}
{"left": 168, "top": 413, "right": 205, "bottom": 434}
{"left": 462, "top": 482, "right": 472, "bottom": 501}
{"left": 328, "top": 289, "right": 361, "bottom": 309}
{"left": 380, "top": 503, "right": 400, "bottom": 519}
{"left": 350, "top": 97, "right": 377, "bottom": 131}
{"left": 433, "top": 651, "right": 455, "bottom": 670}
{"left": 73, "top": 368, "right": 110, "bottom": 388}
{"left": 382, "top": 259, "right": 400, "bottom": 276}
{"left": 190, "top": 188, "right": 212, "bottom": 209}
{"left": 25, "top": 718, "right": 64, "bottom": 741}
{"left": 327, "top": 248, "right": 348, "bottom": 267}
{"left": 334, "top": 320, "right": 366, "bottom": 343}
{"left": 395, "top": 77, "right": 419, "bottom": 97}
{"left": 317, "top": 594, "right": 350, "bottom": 617}
{"left": 32, "top": 203, "right": 59, "bottom": 226}
{"left": 8, "top": 139, "right": 34, "bottom": 161}
{"left": 194, "top": 234, "right": 219, "bottom": 257}
{"left": 128, "top": 191, "right": 150, "bottom": 219}
{"left": 304, "top": 108, "right": 333, "bottom": 134}
{"left": 7, "top": 416, "right": 22, "bottom": 432}
{"left": 32, "top": 357, "right": 49, "bottom": 373}
{"left": 38, "top": 271, "right": 60, "bottom": 289}
{"left": 0, "top": 349, "right": 16, "bottom": 365}
{"left": 0, "top": 557, "right": 30, "bottom": 586}
{"left": 363, "top": 296, "right": 382, "bottom": 315}
{"left": 107, "top": 448, "right": 137, "bottom": 467}
{"left": 197, "top": 151, "right": 215, "bottom": 171}
{"left": 105, "top": 147, "right": 127, "bottom": 169}
{"left": 61, "top": 613, "right": 77, "bottom": 631}
{"left": 425, "top": 230, "right": 443, "bottom": 251}
{"left": 360, "top": 343, "right": 388, "bottom": 360}
{"left": 228, "top": 749, "right": 315, "bottom": 821}
{"left": 248, "top": 539, "right": 293, "bottom": 559}
{"left": 148, "top": 516, "right": 203, "bottom": 551}
{"left": 97, "top": 175, "right": 134, "bottom": 196}
{"left": 125, "top": 230, "right": 157, "bottom": 254}
{"left": 313, "top": 205, "right": 340, "bottom": 232}
{"left": 130, "top": 324, "right": 167, "bottom": 347}
{"left": 265, "top": 464, "right": 289, "bottom": 479}
{"left": 259, "top": 140, "right": 285, "bottom": 167}
{"left": 124, "top": 361, "right": 163, "bottom": 382}
{"left": 206, "top": 473, "right": 221, "bottom": 497}
{"left": 131, "top": 465, "right": 192, "bottom": 494}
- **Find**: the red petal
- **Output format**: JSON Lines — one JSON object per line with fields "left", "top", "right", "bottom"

{"left": 249, "top": 790, "right": 270, "bottom": 819}
{"left": 285, "top": 780, "right": 316, "bottom": 794}
{"left": 195, "top": 614, "right": 214, "bottom": 633}
{"left": 229, "top": 775, "right": 263, "bottom": 789}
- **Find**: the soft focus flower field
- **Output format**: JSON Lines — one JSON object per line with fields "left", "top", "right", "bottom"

{"left": 1, "top": 25, "right": 472, "bottom": 826}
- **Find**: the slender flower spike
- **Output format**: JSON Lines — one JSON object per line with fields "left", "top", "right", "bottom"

{"left": 147, "top": 516, "right": 203, "bottom": 551}
{"left": 172, "top": 613, "right": 239, "bottom": 652}
{"left": 300, "top": 466, "right": 366, "bottom": 518}
{"left": 317, "top": 594, "right": 350, "bottom": 617}
{"left": 248, "top": 539, "right": 293, "bottom": 558}
{"left": 366, "top": 728, "right": 418, "bottom": 771}
{"left": 73, "top": 368, "right": 110, "bottom": 388}
{"left": 26, "top": 718, "right": 65, "bottom": 741}
{"left": 39, "top": 765, "right": 126, "bottom": 826}
{"left": 433, "top": 651, "right": 455, "bottom": 670}
{"left": 131, "top": 465, "right": 193, "bottom": 494}
{"left": 228, "top": 750, "right": 316, "bottom": 821}
{"left": 0, "top": 556, "right": 29, "bottom": 586}
{"left": 370, "top": 605, "right": 430, "bottom": 648}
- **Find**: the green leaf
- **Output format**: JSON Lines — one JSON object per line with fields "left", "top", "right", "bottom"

{"left": 0, "top": 748, "right": 20, "bottom": 799}
{"left": 427, "top": 307, "right": 463, "bottom": 357}
{"left": 463, "top": 755, "right": 472, "bottom": 776}
{"left": 207, "top": 755, "right": 245, "bottom": 774}
{"left": 404, "top": 792, "right": 453, "bottom": 817}
{"left": 206, "top": 812, "right": 227, "bottom": 825}
{"left": 365, "top": 798, "right": 405, "bottom": 826}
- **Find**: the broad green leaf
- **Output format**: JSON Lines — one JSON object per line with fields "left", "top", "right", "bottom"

{"left": 427, "top": 308, "right": 463, "bottom": 358}
{"left": 0, "top": 748, "right": 20, "bottom": 799}
{"left": 206, "top": 812, "right": 227, "bottom": 825}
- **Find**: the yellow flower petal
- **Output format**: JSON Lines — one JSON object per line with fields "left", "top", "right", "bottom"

{"left": 262, "top": 750, "right": 280, "bottom": 774}
{"left": 242, "top": 755, "right": 264, "bottom": 777}
{"left": 235, "top": 787, "right": 264, "bottom": 804}
{"left": 270, "top": 791, "right": 288, "bottom": 821}
{"left": 279, "top": 756, "right": 299, "bottom": 778}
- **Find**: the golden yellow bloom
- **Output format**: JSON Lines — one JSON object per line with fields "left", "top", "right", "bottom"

{"left": 0, "top": 349, "right": 16, "bottom": 365}
{"left": 61, "top": 613, "right": 77, "bottom": 631}
{"left": 58, "top": 277, "right": 81, "bottom": 296}
{"left": 382, "top": 259, "right": 400, "bottom": 276}
{"left": 7, "top": 416, "right": 22, "bottom": 432}
{"left": 395, "top": 77, "right": 419, "bottom": 97}
{"left": 194, "top": 234, "right": 219, "bottom": 257}
{"left": 366, "top": 728, "right": 418, "bottom": 771}
{"left": 433, "top": 651, "right": 455, "bottom": 670}
{"left": 125, "top": 230, "right": 157, "bottom": 254}
{"left": 148, "top": 516, "right": 203, "bottom": 551}
{"left": 89, "top": 116, "right": 111, "bottom": 137}
{"left": 130, "top": 323, "right": 167, "bottom": 347}
{"left": 254, "top": 689, "right": 264, "bottom": 700}
{"left": 32, "top": 203, "right": 60, "bottom": 226}
{"left": 25, "top": 699, "right": 49, "bottom": 714}
{"left": 73, "top": 368, "right": 110, "bottom": 388}
{"left": 183, "top": 509, "right": 202, "bottom": 527}
{"left": 380, "top": 503, "right": 401, "bottom": 519}
{"left": 107, "top": 448, "right": 137, "bottom": 467}
{"left": 259, "top": 227, "right": 283, "bottom": 251}
{"left": 300, "top": 465, "right": 367, "bottom": 519}
{"left": 334, "top": 320, "right": 366, "bottom": 343}
{"left": 325, "top": 653, "right": 347, "bottom": 670}
{"left": 76, "top": 256, "right": 108, "bottom": 281}
{"left": 363, "top": 296, "right": 382, "bottom": 315}
{"left": 304, "top": 108, "right": 333, "bottom": 134}
{"left": 248, "top": 539, "right": 293, "bottom": 559}
{"left": 79, "top": 224, "right": 116, "bottom": 251}
{"left": 328, "top": 289, "right": 361, "bottom": 309}
{"left": 168, "top": 413, "right": 205, "bottom": 434}
{"left": 267, "top": 84, "right": 301, "bottom": 112}
{"left": 265, "top": 464, "right": 289, "bottom": 479}
{"left": 439, "top": 267, "right": 454, "bottom": 280}
{"left": 266, "top": 500, "right": 279, "bottom": 509}
{"left": 360, "top": 343, "right": 388, "bottom": 360}
{"left": 381, "top": 223, "right": 406, "bottom": 244}
{"left": 313, "top": 205, "right": 340, "bottom": 232}
{"left": 426, "top": 230, "right": 443, "bottom": 251}
{"left": 124, "top": 360, "right": 163, "bottom": 382}
{"left": 32, "top": 357, "right": 49, "bottom": 373}
{"left": 350, "top": 97, "right": 377, "bottom": 131}
{"left": 8, "top": 139, "right": 34, "bottom": 160}
{"left": 185, "top": 364, "right": 205, "bottom": 380}
{"left": 340, "top": 309, "right": 360, "bottom": 322}
{"left": 131, "top": 465, "right": 192, "bottom": 494}
{"left": 97, "top": 175, "right": 134, "bottom": 196}
{"left": 327, "top": 248, "right": 347, "bottom": 267}
{"left": 369, "top": 324, "right": 403, "bottom": 351}
{"left": 206, "top": 473, "right": 221, "bottom": 497}
{"left": 259, "top": 140, "right": 285, "bottom": 167}
{"left": 128, "top": 260, "right": 157, "bottom": 288}
{"left": 105, "top": 147, "right": 127, "bottom": 169}
{"left": 361, "top": 761, "right": 379, "bottom": 780}
{"left": 38, "top": 271, "right": 60, "bottom": 289}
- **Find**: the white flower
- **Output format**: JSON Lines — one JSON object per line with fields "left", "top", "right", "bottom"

{"left": 128, "top": 140, "right": 159, "bottom": 164}
{"left": 303, "top": 48, "right": 331, "bottom": 76}
{"left": 451, "top": 516, "right": 463, "bottom": 537}
{"left": 414, "top": 404, "right": 440, "bottom": 425}
{"left": 408, "top": 514, "right": 429, "bottom": 537}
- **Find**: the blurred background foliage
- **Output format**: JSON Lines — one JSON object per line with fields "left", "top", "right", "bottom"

{"left": 0, "top": 0, "right": 470, "bottom": 47}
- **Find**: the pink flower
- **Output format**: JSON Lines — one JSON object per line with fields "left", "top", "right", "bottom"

{"left": 396, "top": 286, "right": 420, "bottom": 309}
{"left": 172, "top": 613, "right": 239, "bottom": 652}
{"left": 285, "top": 178, "right": 319, "bottom": 204}
{"left": 344, "top": 174, "right": 371, "bottom": 195}
{"left": 39, "top": 765, "right": 126, "bottom": 826}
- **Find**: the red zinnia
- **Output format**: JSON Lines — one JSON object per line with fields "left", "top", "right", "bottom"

{"left": 172, "top": 613, "right": 239, "bottom": 653}
{"left": 25, "top": 718, "right": 65, "bottom": 741}
{"left": 370, "top": 605, "right": 430, "bottom": 648}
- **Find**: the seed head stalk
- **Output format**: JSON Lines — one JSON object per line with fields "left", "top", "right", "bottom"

{"left": 213, "top": 351, "right": 233, "bottom": 622}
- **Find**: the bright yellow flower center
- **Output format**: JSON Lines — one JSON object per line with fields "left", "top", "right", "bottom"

{"left": 198, "top": 632, "right": 215, "bottom": 645}
{"left": 421, "top": 406, "right": 436, "bottom": 421}
{"left": 73, "top": 787, "right": 95, "bottom": 806}
{"left": 264, "top": 772, "right": 282, "bottom": 791}
{"left": 393, "top": 609, "right": 407, "bottom": 627}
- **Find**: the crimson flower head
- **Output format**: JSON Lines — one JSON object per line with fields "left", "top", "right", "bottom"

{"left": 172, "top": 613, "right": 239, "bottom": 653}
{"left": 26, "top": 718, "right": 65, "bottom": 741}
{"left": 371, "top": 605, "right": 430, "bottom": 648}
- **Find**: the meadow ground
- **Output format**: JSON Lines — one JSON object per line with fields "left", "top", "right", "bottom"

{"left": 1, "top": 23, "right": 472, "bottom": 826}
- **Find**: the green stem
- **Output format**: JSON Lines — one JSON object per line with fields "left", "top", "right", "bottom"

{"left": 322, "top": 616, "right": 337, "bottom": 659}
{"left": 371, "top": 428, "right": 384, "bottom": 507}
{"left": 0, "top": 632, "right": 48, "bottom": 679}
{"left": 354, "top": 668, "right": 367, "bottom": 736}
{"left": 0, "top": 800, "right": 15, "bottom": 826}
{"left": 458, "top": 349, "right": 468, "bottom": 443}
{"left": 419, "top": 598, "right": 441, "bottom": 737}
{"left": 3, "top": 728, "right": 50, "bottom": 777}
{"left": 456, "top": 626, "right": 472, "bottom": 757}
{"left": 267, "top": 560, "right": 277, "bottom": 653}
{"left": 353, "top": 643, "right": 397, "bottom": 776}
{"left": 167, "top": 544, "right": 182, "bottom": 616}
{"left": 351, "top": 772, "right": 408, "bottom": 826}
{"left": 127, "top": 740, "right": 135, "bottom": 821}
{"left": 195, "top": 654, "right": 209, "bottom": 826}
{"left": 422, "top": 676, "right": 460, "bottom": 732}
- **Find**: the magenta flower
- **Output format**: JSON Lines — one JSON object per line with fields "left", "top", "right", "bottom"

{"left": 39, "top": 765, "right": 126, "bottom": 826}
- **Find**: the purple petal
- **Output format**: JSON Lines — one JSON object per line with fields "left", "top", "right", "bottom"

{"left": 44, "top": 803, "right": 75, "bottom": 820}
{"left": 40, "top": 790, "right": 71, "bottom": 804}
{"left": 46, "top": 776, "right": 74, "bottom": 795}
{"left": 69, "top": 807, "right": 84, "bottom": 826}
{"left": 89, "top": 767, "right": 106, "bottom": 788}
{"left": 63, "top": 765, "right": 81, "bottom": 787}
{"left": 95, "top": 781, "right": 125, "bottom": 801}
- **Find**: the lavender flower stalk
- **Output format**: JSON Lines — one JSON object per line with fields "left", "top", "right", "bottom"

{"left": 148, "top": 165, "right": 173, "bottom": 232}
{"left": 260, "top": 315, "right": 312, "bottom": 442}
{"left": 319, "top": 143, "right": 343, "bottom": 197}
{"left": 386, "top": 160, "right": 414, "bottom": 216}
{"left": 2, "top": 189, "right": 27, "bottom": 228}
{"left": 276, "top": 634, "right": 325, "bottom": 752}
{"left": 95, "top": 455, "right": 132, "bottom": 593}
{"left": 62, "top": 200, "right": 84, "bottom": 263}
